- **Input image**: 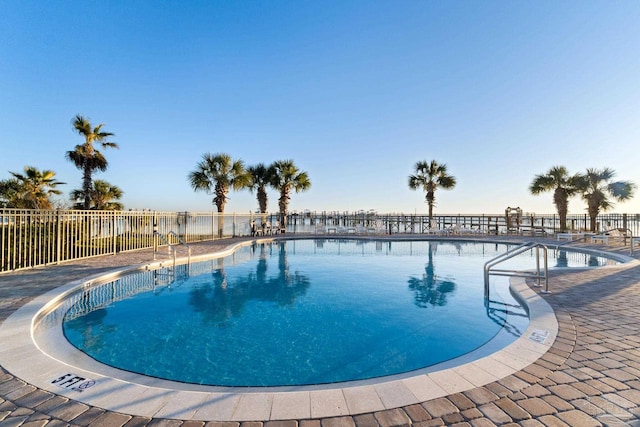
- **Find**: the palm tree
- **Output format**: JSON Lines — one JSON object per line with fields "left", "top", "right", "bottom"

{"left": 189, "top": 153, "right": 249, "bottom": 212}
{"left": 577, "top": 168, "right": 636, "bottom": 232}
{"left": 70, "top": 180, "right": 124, "bottom": 210}
{"left": 65, "top": 115, "right": 118, "bottom": 210}
{"left": 271, "top": 160, "right": 311, "bottom": 230}
{"left": 529, "top": 166, "right": 581, "bottom": 231}
{"left": 408, "top": 160, "right": 456, "bottom": 225}
{"left": 2, "top": 166, "right": 65, "bottom": 209}
{"left": 189, "top": 153, "right": 250, "bottom": 237}
{"left": 0, "top": 178, "right": 20, "bottom": 208}
{"left": 247, "top": 163, "right": 276, "bottom": 214}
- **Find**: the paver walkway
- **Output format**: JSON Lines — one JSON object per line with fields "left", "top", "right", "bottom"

{"left": 2, "top": 236, "right": 640, "bottom": 426}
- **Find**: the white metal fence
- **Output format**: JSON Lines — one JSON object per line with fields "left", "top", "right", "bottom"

{"left": 0, "top": 209, "right": 275, "bottom": 272}
{"left": 2, "top": 208, "right": 639, "bottom": 273}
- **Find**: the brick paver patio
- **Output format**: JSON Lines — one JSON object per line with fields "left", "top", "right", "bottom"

{"left": 2, "top": 236, "right": 640, "bottom": 426}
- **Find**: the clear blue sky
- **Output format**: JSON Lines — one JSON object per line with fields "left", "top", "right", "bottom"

{"left": 2, "top": 1, "right": 639, "bottom": 215}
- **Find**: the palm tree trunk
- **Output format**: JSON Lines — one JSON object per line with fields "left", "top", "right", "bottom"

{"left": 557, "top": 202, "right": 568, "bottom": 232}
{"left": 83, "top": 165, "right": 92, "bottom": 210}
{"left": 426, "top": 191, "right": 434, "bottom": 225}
{"left": 214, "top": 184, "right": 228, "bottom": 238}
{"left": 553, "top": 189, "right": 569, "bottom": 231}
{"left": 588, "top": 202, "right": 599, "bottom": 232}
{"left": 257, "top": 186, "right": 268, "bottom": 213}
{"left": 279, "top": 188, "right": 290, "bottom": 229}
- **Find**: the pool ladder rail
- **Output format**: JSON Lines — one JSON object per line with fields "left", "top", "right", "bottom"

{"left": 153, "top": 231, "right": 192, "bottom": 285}
{"left": 153, "top": 263, "right": 190, "bottom": 290}
{"left": 484, "top": 242, "right": 549, "bottom": 300}
{"left": 485, "top": 298, "right": 529, "bottom": 338}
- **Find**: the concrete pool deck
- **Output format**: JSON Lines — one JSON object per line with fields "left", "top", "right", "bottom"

{"left": 1, "top": 235, "right": 640, "bottom": 426}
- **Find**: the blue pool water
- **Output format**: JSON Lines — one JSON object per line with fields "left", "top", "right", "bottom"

{"left": 61, "top": 240, "right": 614, "bottom": 387}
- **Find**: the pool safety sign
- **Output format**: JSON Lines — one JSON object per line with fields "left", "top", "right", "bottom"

{"left": 528, "top": 329, "right": 549, "bottom": 344}
{"left": 51, "top": 373, "right": 97, "bottom": 392}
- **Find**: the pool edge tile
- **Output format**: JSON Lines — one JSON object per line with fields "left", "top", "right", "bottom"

{"left": 310, "top": 389, "right": 349, "bottom": 418}
{"left": 270, "top": 391, "right": 311, "bottom": 420}
{"left": 401, "top": 375, "right": 448, "bottom": 402}
{"left": 452, "top": 362, "right": 500, "bottom": 387}
{"left": 342, "top": 385, "right": 386, "bottom": 415}
{"left": 151, "top": 390, "right": 210, "bottom": 420}
{"left": 428, "top": 369, "right": 475, "bottom": 394}
{"left": 228, "top": 393, "right": 272, "bottom": 421}
{"left": 374, "top": 380, "right": 420, "bottom": 409}
{"left": 193, "top": 392, "right": 242, "bottom": 421}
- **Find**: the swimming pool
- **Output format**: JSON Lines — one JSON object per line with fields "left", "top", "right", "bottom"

{"left": 54, "top": 239, "right": 613, "bottom": 387}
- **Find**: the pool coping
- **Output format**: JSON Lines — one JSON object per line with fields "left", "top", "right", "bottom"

{"left": 0, "top": 239, "right": 561, "bottom": 421}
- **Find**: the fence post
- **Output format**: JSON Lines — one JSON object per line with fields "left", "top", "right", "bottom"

{"left": 112, "top": 211, "right": 117, "bottom": 255}
{"left": 153, "top": 213, "right": 158, "bottom": 253}
{"left": 56, "top": 209, "right": 62, "bottom": 265}
{"left": 183, "top": 211, "right": 188, "bottom": 240}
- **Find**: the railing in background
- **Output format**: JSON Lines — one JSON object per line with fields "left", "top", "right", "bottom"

{"left": 2, "top": 208, "right": 640, "bottom": 273}
{"left": 287, "top": 211, "right": 640, "bottom": 237}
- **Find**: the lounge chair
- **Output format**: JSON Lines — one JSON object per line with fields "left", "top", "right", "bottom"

{"left": 355, "top": 224, "right": 368, "bottom": 235}
{"left": 426, "top": 219, "right": 440, "bottom": 235}
{"left": 447, "top": 224, "right": 462, "bottom": 235}
{"left": 459, "top": 225, "right": 483, "bottom": 234}
{"left": 590, "top": 228, "right": 626, "bottom": 244}
{"left": 557, "top": 232, "right": 584, "bottom": 241}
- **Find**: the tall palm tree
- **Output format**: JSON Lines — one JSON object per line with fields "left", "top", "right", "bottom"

{"left": 70, "top": 180, "right": 124, "bottom": 210}
{"left": 271, "top": 160, "right": 311, "bottom": 230}
{"left": 577, "top": 168, "right": 636, "bottom": 232}
{"left": 4, "top": 166, "right": 65, "bottom": 209}
{"left": 65, "top": 115, "right": 118, "bottom": 210}
{"left": 247, "top": 163, "right": 276, "bottom": 214}
{"left": 189, "top": 153, "right": 250, "bottom": 237}
{"left": 408, "top": 160, "right": 456, "bottom": 224}
{"left": 529, "top": 166, "right": 581, "bottom": 231}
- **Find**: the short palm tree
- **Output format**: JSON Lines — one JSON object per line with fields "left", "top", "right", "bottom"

{"left": 4, "top": 166, "right": 65, "bottom": 209}
{"left": 71, "top": 180, "right": 124, "bottom": 210}
{"left": 247, "top": 163, "right": 276, "bottom": 214}
{"left": 577, "top": 168, "right": 636, "bottom": 232}
{"left": 271, "top": 160, "right": 311, "bottom": 230}
{"left": 189, "top": 153, "right": 250, "bottom": 237}
{"left": 408, "top": 160, "right": 456, "bottom": 225}
{"left": 189, "top": 153, "right": 250, "bottom": 212}
{"left": 529, "top": 166, "right": 581, "bottom": 231}
{"left": 65, "top": 115, "right": 118, "bottom": 210}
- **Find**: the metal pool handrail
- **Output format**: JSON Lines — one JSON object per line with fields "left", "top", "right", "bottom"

{"left": 153, "top": 231, "right": 193, "bottom": 285}
{"left": 154, "top": 230, "right": 192, "bottom": 269}
{"left": 484, "top": 242, "right": 549, "bottom": 300}
{"left": 167, "top": 231, "right": 192, "bottom": 265}
{"left": 154, "top": 231, "right": 176, "bottom": 268}
{"left": 601, "top": 227, "right": 635, "bottom": 256}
